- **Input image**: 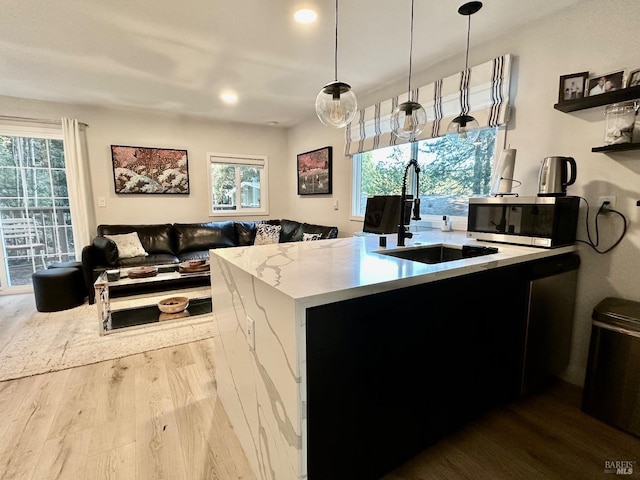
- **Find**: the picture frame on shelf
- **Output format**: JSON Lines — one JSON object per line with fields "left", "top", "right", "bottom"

{"left": 558, "top": 71, "right": 588, "bottom": 103}
{"left": 297, "top": 146, "right": 332, "bottom": 195}
{"left": 626, "top": 68, "right": 640, "bottom": 88}
{"left": 111, "top": 145, "right": 189, "bottom": 194}
{"left": 586, "top": 70, "right": 624, "bottom": 96}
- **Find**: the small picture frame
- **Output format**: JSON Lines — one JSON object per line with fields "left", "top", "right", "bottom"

{"left": 626, "top": 68, "right": 640, "bottom": 88}
{"left": 586, "top": 70, "right": 624, "bottom": 96}
{"left": 558, "top": 72, "right": 588, "bottom": 102}
{"left": 297, "top": 146, "right": 332, "bottom": 195}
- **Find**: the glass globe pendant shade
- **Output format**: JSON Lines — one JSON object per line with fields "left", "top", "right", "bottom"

{"left": 315, "top": 81, "right": 357, "bottom": 128}
{"left": 446, "top": 114, "right": 480, "bottom": 144}
{"left": 390, "top": 101, "right": 427, "bottom": 140}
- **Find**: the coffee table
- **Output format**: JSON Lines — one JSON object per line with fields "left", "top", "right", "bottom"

{"left": 95, "top": 264, "right": 212, "bottom": 335}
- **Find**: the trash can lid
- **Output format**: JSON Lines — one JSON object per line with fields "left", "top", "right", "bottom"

{"left": 592, "top": 297, "right": 640, "bottom": 332}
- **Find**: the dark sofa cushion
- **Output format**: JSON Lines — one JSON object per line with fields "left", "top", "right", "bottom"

{"left": 118, "top": 253, "right": 179, "bottom": 268}
{"left": 235, "top": 221, "right": 258, "bottom": 246}
{"left": 174, "top": 221, "right": 238, "bottom": 253}
{"left": 279, "top": 219, "right": 303, "bottom": 242}
{"left": 301, "top": 222, "right": 339, "bottom": 239}
{"left": 277, "top": 219, "right": 338, "bottom": 242}
{"left": 96, "top": 224, "right": 174, "bottom": 254}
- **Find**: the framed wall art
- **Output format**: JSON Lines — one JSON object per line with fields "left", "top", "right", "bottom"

{"left": 297, "top": 146, "right": 332, "bottom": 195}
{"left": 558, "top": 71, "right": 588, "bottom": 102}
{"left": 111, "top": 145, "right": 189, "bottom": 194}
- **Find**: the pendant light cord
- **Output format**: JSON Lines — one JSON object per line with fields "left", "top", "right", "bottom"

{"left": 464, "top": 14, "right": 471, "bottom": 72}
{"left": 407, "top": 0, "right": 415, "bottom": 99}
{"left": 334, "top": 0, "right": 339, "bottom": 82}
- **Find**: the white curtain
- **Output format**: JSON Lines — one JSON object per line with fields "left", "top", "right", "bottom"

{"left": 61, "top": 118, "right": 95, "bottom": 257}
{"left": 345, "top": 54, "right": 512, "bottom": 156}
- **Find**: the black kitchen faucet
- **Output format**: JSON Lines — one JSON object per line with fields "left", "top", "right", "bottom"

{"left": 397, "top": 158, "right": 421, "bottom": 247}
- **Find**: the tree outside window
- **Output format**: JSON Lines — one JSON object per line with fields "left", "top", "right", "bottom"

{"left": 354, "top": 128, "right": 497, "bottom": 218}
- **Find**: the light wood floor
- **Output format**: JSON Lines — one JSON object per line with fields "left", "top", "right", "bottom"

{"left": 0, "top": 338, "right": 256, "bottom": 480}
{"left": 1, "top": 294, "right": 640, "bottom": 479}
{"left": 0, "top": 293, "right": 36, "bottom": 354}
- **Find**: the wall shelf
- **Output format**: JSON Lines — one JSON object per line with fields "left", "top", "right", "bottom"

{"left": 554, "top": 85, "right": 640, "bottom": 113}
{"left": 592, "top": 143, "right": 640, "bottom": 153}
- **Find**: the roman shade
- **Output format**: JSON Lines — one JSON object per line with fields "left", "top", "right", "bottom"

{"left": 345, "top": 54, "right": 512, "bottom": 156}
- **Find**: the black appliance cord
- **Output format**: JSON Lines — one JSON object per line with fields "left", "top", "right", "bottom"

{"left": 575, "top": 196, "right": 627, "bottom": 254}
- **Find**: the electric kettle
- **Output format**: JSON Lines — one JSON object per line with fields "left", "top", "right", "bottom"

{"left": 537, "top": 156, "right": 577, "bottom": 196}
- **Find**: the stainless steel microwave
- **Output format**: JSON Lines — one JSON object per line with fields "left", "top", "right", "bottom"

{"left": 466, "top": 196, "right": 580, "bottom": 248}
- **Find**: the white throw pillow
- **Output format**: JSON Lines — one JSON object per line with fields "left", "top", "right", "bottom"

{"left": 104, "top": 232, "right": 148, "bottom": 259}
{"left": 254, "top": 224, "right": 281, "bottom": 245}
{"left": 302, "top": 233, "right": 322, "bottom": 241}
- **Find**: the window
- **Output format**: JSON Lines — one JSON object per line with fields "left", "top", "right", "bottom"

{"left": 0, "top": 131, "right": 75, "bottom": 288}
{"left": 352, "top": 127, "right": 500, "bottom": 223}
{"left": 207, "top": 152, "right": 269, "bottom": 216}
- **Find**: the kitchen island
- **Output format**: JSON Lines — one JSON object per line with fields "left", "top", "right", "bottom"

{"left": 210, "top": 231, "right": 577, "bottom": 480}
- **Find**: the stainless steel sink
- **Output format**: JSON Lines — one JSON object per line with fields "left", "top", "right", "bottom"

{"left": 377, "top": 244, "right": 498, "bottom": 265}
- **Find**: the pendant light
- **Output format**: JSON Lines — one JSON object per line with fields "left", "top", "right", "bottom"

{"left": 447, "top": 1, "right": 483, "bottom": 144}
{"left": 390, "top": 0, "right": 427, "bottom": 141}
{"left": 315, "top": 0, "right": 357, "bottom": 128}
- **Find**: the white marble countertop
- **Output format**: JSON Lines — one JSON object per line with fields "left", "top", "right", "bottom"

{"left": 211, "top": 231, "right": 577, "bottom": 307}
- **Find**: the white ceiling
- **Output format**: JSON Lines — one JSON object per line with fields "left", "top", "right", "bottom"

{"left": 0, "top": 0, "right": 581, "bottom": 127}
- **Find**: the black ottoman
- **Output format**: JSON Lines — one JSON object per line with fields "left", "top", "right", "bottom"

{"left": 48, "top": 261, "right": 87, "bottom": 296}
{"left": 32, "top": 267, "right": 85, "bottom": 312}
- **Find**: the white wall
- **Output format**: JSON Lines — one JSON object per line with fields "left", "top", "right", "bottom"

{"left": 1, "top": 96, "right": 289, "bottom": 225}
{"left": 288, "top": 0, "right": 640, "bottom": 387}
{"left": 286, "top": 116, "right": 351, "bottom": 231}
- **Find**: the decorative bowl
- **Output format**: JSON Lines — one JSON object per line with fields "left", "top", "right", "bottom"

{"left": 158, "top": 296, "right": 189, "bottom": 314}
{"left": 128, "top": 266, "right": 159, "bottom": 278}
{"left": 178, "top": 260, "right": 210, "bottom": 273}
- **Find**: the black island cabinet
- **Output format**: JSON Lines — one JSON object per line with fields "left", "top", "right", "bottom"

{"left": 306, "top": 258, "right": 564, "bottom": 479}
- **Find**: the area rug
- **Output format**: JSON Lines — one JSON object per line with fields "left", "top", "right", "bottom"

{"left": 0, "top": 300, "right": 214, "bottom": 382}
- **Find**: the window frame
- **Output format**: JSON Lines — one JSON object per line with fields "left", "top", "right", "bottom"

{"left": 350, "top": 128, "right": 507, "bottom": 229}
{"left": 206, "top": 152, "right": 269, "bottom": 217}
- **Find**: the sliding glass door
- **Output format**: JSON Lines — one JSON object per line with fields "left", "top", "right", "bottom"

{"left": 0, "top": 132, "right": 76, "bottom": 291}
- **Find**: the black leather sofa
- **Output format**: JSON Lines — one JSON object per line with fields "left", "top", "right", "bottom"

{"left": 82, "top": 219, "right": 338, "bottom": 303}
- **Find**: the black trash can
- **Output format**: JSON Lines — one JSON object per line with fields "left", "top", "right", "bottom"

{"left": 582, "top": 297, "right": 640, "bottom": 437}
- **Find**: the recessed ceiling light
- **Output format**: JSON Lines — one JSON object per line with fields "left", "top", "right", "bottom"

{"left": 294, "top": 8, "right": 317, "bottom": 23}
{"left": 220, "top": 92, "right": 238, "bottom": 104}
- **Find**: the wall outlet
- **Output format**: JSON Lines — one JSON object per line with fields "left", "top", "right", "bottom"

{"left": 98, "top": 196, "right": 106, "bottom": 207}
{"left": 598, "top": 195, "right": 616, "bottom": 211}
{"left": 246, "top": 315, "right": 255, "bottom": 350}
